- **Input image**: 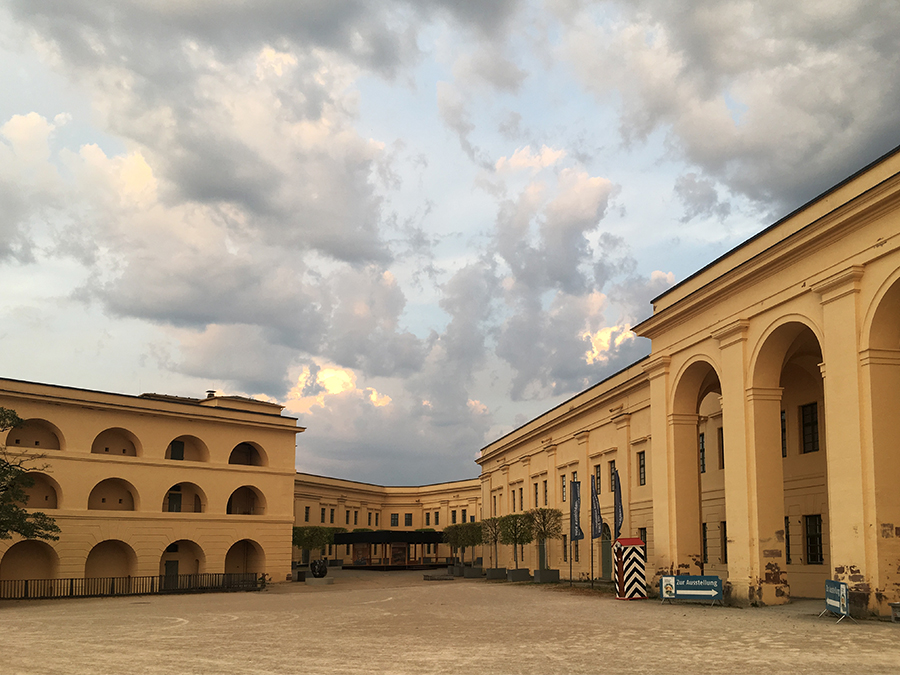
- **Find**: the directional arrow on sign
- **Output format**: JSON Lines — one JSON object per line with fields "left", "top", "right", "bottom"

{"left": 678, "top": 589, "right": 718, "bottom": 596}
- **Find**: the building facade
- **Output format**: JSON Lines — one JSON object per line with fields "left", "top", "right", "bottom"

{"left": 0, "top": 379, "right": 300, "bottom": 584}
{"left": 479, "top": 146, "right": 900, "bottom": 615}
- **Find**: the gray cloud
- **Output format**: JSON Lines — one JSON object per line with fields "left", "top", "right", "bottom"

{"left": 674, "top": 172, "right": 731, "bottom": 223}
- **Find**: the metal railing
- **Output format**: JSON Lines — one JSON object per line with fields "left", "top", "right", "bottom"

{"left": 0, "top": 572, "right": 262, "bottom": 600}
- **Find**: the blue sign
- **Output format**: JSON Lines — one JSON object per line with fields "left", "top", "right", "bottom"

{"left": 660, "top": 575, "right": 723, "bottom": 602}
{"left": 825, "top": 579, "right": 849, "bottom": 617}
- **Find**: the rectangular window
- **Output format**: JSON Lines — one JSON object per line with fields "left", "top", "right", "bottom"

{"left": 354, "top": 511, "right": 358, "bottom": 525}
{"left": 785, "top": 516, "right": 792, "bottom": 564}
{"left": 492, "top": 495, "right": 497, "bottom": 516}
{"left": 699, "top": 432, "right": 706, "bottom": 473}
{"left": 346, "top": 544, "right": 350, "bottom": 555}
{"left": 321, "top": 507, "right": 326, "bottom": 523}
{"left": 426, "top": 512, "right": 431, "bottom": 527}
{"left": 562, "top": 534, "right": 567, "bottom": 562}
{"left": 304, "top": 506, "right": 310, "bottom": 523}
{"left": 534, "top": 483, "right": 539, "bottom": 507}
{"left": 717, "top": 427, "right": 725, "bottom": 470}
{"left": 638, "top": 451, "right": 646, "bottom": 486}
{"left": 561, "top": 476, "right": 567, "bottom": 502}
{"left": 434, "top": 512, "right": 439, "bottom": 526}
{"left": 462, "top": 509, "right": 467, "bottom": 522}
{"left": 375, "top": 513, "right": 379, "bottom": 527}
{"left": 781, "top": 410, "right": 787, "bottom": 458}
{"left": 328, "top": 544, "right": 332, "bottom": 556}
{"left": 801, "top": 402, "right": 819, "bottom": 454}
{"left": 368, "top": 512, "right": 372, "bottom": 526}
{"left": 330, "top": 508, "right": 335, "bottom": 524}
{"left": 720, "top": 521, "right": 728, "bottom": 564}
{"left": 405, "top": 513, "right": 412, "bottom": 527}
{"left": 167, "top": 492, "right": 182, "bottom": 513}
{"left": 638, "top": 527, "right": 647, "bottom": 556}
{"left": 512, "top": 491, "right": 516, "bottom": 512}
{"left": 518, "top": 488, "right": 523, "bottom": 511}
{"left": 345, "top": 510, "right": 350, "bottom": 525}
{"left": 572, "top": 471, "right": 577, "bottom": 483}
{"left": 701, "top": 523, "right": 708, "bottom": 564}
{"left": 595, "top": 464, "right": 602, "bottom": 494}
{"left": 452, "top": 510, "right": 457, "bottom": 524}
{"left": 609, "top": 460, "right": 616, "bottom": 491}
{"left": 543, "top": 480, "right": 548, "bottom": 505}
{"left": 573, "top": 540, "right": 579, "bottom": 562}
{"left": 390, "top": 513, "right": 398, "bottom": 527}
{"left": 805, "top": 514, "right": 823, "bottom": 564}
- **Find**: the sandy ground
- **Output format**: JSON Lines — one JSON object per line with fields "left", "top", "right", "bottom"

{"left": 0, "top": 568, "right": 897, "bottom": 675}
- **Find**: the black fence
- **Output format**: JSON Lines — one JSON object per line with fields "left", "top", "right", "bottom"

{"left": 0, "top": 572, "right": 262, "bottom": 600}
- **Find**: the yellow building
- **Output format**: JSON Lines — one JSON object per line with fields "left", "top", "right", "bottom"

{"left": 478, "top": 146, "right": 900, "bottom": 616}
{"left": 0, "top": 378, "right": 301, "bottom": 589}
{"left": 293, "top": 473, "right": 481, "bottom": 564}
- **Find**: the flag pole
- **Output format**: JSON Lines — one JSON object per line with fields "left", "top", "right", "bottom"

{"left": 569, "top": 538, "right": 573, "bottom": 587}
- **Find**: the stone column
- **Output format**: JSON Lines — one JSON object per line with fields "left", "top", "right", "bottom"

{"left": 644, "top": 355, "right": 677, "bottom": 577}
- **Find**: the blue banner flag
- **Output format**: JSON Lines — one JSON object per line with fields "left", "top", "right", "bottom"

{"left": 570, "top": 480, "right": 585, "bottom": 541}
{"left": 612, "top": 469, "right": 624, "bottom": 540}
{"left": 590, "top": 476, "right": 603, "bottom": 539}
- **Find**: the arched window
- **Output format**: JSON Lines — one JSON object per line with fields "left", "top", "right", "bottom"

{"left": 5, "top": 419, "right": 63, "bottom": 451}
{"left": 228, "top": 442, "right": 267, "bottom": 467}
{"left": 91, "top": 428, "right": 141, "bottom": 457}
{"left": 226, "top": 486, "right": 266, "bottom": 515}
{"left": 165, "top": 435, "right": 209, "bottom": 462}
{"left": 162, "top": 483, "right": 206, "bottom": 513}
{"left": 88, "top": 478, "right": 138, "bottom": 511}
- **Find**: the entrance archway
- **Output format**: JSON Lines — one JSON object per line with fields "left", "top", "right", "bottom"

{"left": 670, "top": 359, "right": 723, "bottom": 575}
{"left": 224, "top": 539, "right": 265, "bottom": 575}
{"left": 751, "top": 320, "right": 827, "bottom": 599}
{"left": 159, "top": 540, "right": 205, "bottom": 589}
{"left": 0, "top": 541, "right": 58, "bottom": 580}
{"left": 85, "top": 540, "right": 137, "bottom": 578}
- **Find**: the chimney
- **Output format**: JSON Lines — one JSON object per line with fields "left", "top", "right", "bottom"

{"left": 206, "top": 390, "right": 216, "bottom": 399}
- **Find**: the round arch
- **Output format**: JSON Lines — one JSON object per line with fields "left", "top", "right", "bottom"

{"left": 5, "top": 418, "right": 64, "bottom": 451}
{"left": 861, "top": 267, "right": 900, "bottom": 350}
{"left": 85, "top": 540, "right": 137, "bottom": 578}
{"left": 161, "top": 482, "right": 207, "bottom": 513}
{"left": 224, "top": 539, "right": 265, "bottom": 575}
{"left": 91, "top": 427, "right": 142, "bottom": 457}
{"left": 88, "top": 478, "right": 139, "bottom": 511}
{"left": 159, "top": 539, "right": 206, "bottom": 577}
{"left": 23, "top": 471, "right": 61, "bottom": 510}
{"left": 670, "top": 355, "right": 723, "bottom": 415}
{"left": 226, "top": 485, "right": 266, "bottom": 515}
{"left": 165, "top": 435, "right": 209, "bottom": 462}
{"left": 228, "top": 441, "right": 268, "bottom": 467}
{"left": 749, "top": 314, "right": 826, "bottom": 389}
{"left": 0, "top": 541, "right": 58, "bottom": 580}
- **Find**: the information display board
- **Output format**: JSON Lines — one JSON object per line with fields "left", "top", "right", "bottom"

{"left": 659, "top": 575, "right": 722, "bottom": 605}
{"left": 821, "top": 579, "right": 854, "bottom": 623}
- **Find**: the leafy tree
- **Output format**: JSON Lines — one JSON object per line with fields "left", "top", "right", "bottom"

{"left": 0, "top": 408, "right": 60, "bottom": 541}
{"left": 529, "top": 508, "right": 563, "bottom": 570}
{"left": 292, "top": 526, "right": 345, "bottom": 562}
{"left": 499, "top": 513, "right": 534, "bottom": 569}
{"left": 442, "top": 523, "right": 463, "bottom": 562}
{"left": 480, "top": 517, "right": 502, "bottom": 568}
{"left": 458, "top": 521, "right": 483, "bottom": 565}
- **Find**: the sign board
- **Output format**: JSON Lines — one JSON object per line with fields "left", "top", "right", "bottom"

{"left": 659, "top": 575, "right": 722, "bottom": 604}
{"left": 824, "top": 580, "right": 850, "bottom": 619}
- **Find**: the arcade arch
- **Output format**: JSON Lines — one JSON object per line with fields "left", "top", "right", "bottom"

{"left": 165, "top": 435, "right": 209, "bottom": 462}
{"left": 0, "top": 541, "right": 58, "bottom": 580}
{"left": 22, "top": 472, "right": 60, "bottom": 509}
{"left": 162, "top": 482, "right": 206, "bottom": 513}
{"left": 224, "top": 539, "right": 265, "bottom": 575}
{"left": 751, "top": 320, "right": 828, "bottom": 598}
{"left": 5, "top": 419, "right": 62, "bottom": 450}
{"left": 228, "top": 442, "right": 267, "bottom": 467}
{"left": 88, "top": 478, "right": 139, "bottom": 511}
{"left": 226, "top": 486, "right": 266, "bottom": 515}
{"left": 85, "top": 540, "right": 137, "bottom": 578}
{"left": 159, "top": 539, "right": 205, "bottom": 578}
{"left": 91, "top": 428, "right": 140, "bottom": 457}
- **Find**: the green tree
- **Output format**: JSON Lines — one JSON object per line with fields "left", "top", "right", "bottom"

{"left": 292, "top": 526, "right": 345, "bottom": 562}
{"left": 458, "top": 521, "right": 483, "bottom": 565}
{"left": 442, "top": 523, "right": 463, "bottom": 563}
{"left": 499, "top": 513, "right": 534, "bottom": 569}
{"left": 529, "top": 508, "right": 563, "bottom": 570}
{"left": 0, "top": 408, "right": 60, "bottom": 541}
{"left": 480, "top": 517, "right": 502, "bottom": 568}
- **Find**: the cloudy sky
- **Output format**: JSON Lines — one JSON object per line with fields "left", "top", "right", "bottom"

{"left": 1, "top": 1, "right": 898, "bottom": 485}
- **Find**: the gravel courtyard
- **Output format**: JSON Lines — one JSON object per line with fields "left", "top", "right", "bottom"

{"left": 1, "top": 568, "right": 897, "bottom": 675}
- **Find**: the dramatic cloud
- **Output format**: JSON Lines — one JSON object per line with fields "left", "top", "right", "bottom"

{"left": 1, "top": 1, "right": 896, "bottom": 483}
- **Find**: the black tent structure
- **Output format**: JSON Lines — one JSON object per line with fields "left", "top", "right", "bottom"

{"left": 333, "top": 530, "right": 451, "bottom": 570}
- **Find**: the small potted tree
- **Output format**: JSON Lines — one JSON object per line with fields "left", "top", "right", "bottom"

{"left": 500, "top": 513, "right": 534, "bottom": 581}
{"left": 442, "top": 524, "right": 465, "bottom": 575}
{"left": 529, "top": 508, "right": 563, "bottom": 583}
{"left": 481, "top": 517, "right": 506, "bottom": 579}
{"left": 461, "top": 521, "right": 484, "bottom": 578}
